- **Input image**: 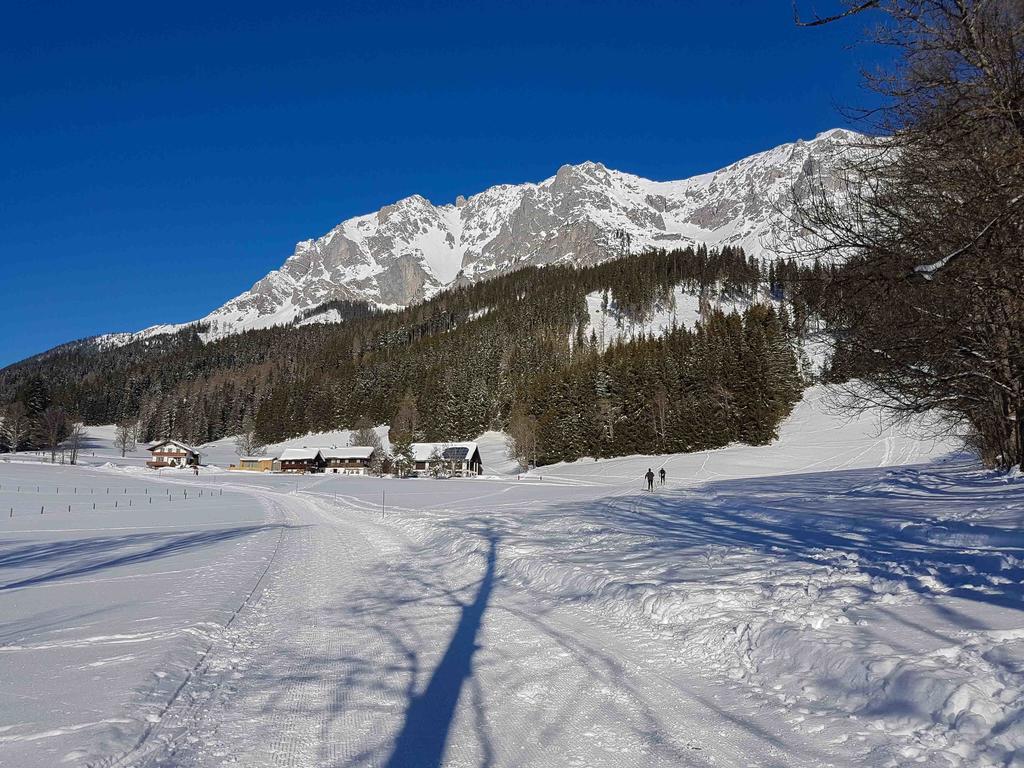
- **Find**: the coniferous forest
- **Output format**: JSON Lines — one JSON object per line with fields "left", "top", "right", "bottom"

{"left": 0, "top": 247, "right": 825, "bottom": 465}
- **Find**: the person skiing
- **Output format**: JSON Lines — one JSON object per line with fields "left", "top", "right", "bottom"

{"left": 659, "top": 467, "right": 666, "bottom": 485}
{"left": 645, "top": 468, "right": 655, "bottom": 491}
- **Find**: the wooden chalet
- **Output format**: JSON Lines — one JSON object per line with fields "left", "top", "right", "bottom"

{"left": 278, "top": 448, "right": 325, "bottom": 474}
{"left": 410, "top": 442, "right": 483, "bottom": 477}
{"left": 146, "top": 439, "right": 200, "bottom": 469}
{"left": 230, "top": 456, "right": 276, "bottom": 472}
{"left": 322, "top": 446, "right": 376, "bottom": 475}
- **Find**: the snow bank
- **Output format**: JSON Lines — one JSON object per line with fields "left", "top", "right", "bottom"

{"left": 339, "top": 389, "right": 1022, "bottom": 766}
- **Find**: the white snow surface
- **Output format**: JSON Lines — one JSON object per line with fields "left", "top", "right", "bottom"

{"left": 3, "top": 387, "right": 1023, "bottom": 767}
{"left": 576, "top": 285, "right": 771, "bottom": 350}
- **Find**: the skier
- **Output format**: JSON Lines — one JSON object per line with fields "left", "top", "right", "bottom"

{"left": 659, "top": 467, "right": 666, "bottom": 485}
{"left": 645, "top": 468, "right": 655, "bottom": 491}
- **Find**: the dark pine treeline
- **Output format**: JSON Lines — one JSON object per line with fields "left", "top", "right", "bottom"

{"left": 530, "top": 304, "right": 803, "bottom": 463}
{"left": 0, "top": 246, "right": 826, "bottom": 464}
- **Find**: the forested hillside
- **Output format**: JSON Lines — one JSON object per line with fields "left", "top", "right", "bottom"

{"left": 0, "top": 247, "right": 826, "bottom": 465}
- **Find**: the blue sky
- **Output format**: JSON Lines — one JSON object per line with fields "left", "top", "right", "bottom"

{"left": 0, "top": 1, "right": 879, "bottom": 367}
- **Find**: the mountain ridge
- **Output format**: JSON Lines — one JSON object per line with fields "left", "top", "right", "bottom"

{"left": 106, "top": 128, "right": 863, "bottom": 345}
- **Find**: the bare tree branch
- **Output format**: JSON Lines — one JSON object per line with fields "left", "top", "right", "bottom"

{"left": 793, "top": 0, "right": 881, "bottom": 27}
{"left": 915, "top": 192, "right": 1024, "bottom": 278}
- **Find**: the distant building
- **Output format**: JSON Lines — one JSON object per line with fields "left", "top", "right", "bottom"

{"left": 323, "top": 446, "right": 377, "bottom": 475}
{"left": 410, "top": 442, "right": 482, "bottom": 477}
{"left": 278, "top": 448, "right": 325, "bottom": 474}
{"left": 146, "top": 439, "right": 201, "bottom": 469}
{"left": 230, "top": 456, "right": 276, "bottom": 472}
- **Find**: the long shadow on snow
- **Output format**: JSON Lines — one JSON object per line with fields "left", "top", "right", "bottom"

{"left": 542, "top": 457, "right": 1024, "bottom": 615}
{"left": 383, "top": 533, "right": 497, "bottom": 768}
{"left": 327, "top": 531, "right": 709, "bottom": 767}
{"left": 337, "top": 521, "right": 733, "bottom": 767}
{"left": 162, "top": 516, "right": 780, "bottom": 767}
{"left": 0, "top": 524, "right": 295, "bottom": 591}
{"left": 235, "top": 459, "right": 1020, "bottom": 767}
{"left": 222, "top": 526, "right": 504, "bottom": 768}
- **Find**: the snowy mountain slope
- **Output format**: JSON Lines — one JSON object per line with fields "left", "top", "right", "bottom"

{"left": 123, "top": 128, "right": 862, "bottom": 343}
{"left": 573, "top": 284, "right": 777, "bottom": 352}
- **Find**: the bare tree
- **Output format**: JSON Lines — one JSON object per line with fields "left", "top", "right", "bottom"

{"left": 391, "top": 392, "right": 421, "bottom": 442}
{"left": 506, "top": 402, "right": 539, "bottom": 470}
{"left": 1, "top": 402, "right": 30, "bottom": 454}
{"left": 115, "top": 420, "right": 137, "bottom": 458}
{"left": 38, "top": 406, "right": 68, "bottom": 463}
{"left": 791, "top": 0, "right": 1024, "bottom": 468}
{"left": 65, "top": 421, "right": 87, "bottom": 465}
{"left": 234, "top": 418, "right": 265, "bottom": 458}
{"left": 349, "top": 418, "right": 385, "bottom": 474}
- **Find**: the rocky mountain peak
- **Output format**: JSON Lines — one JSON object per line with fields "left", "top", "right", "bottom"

{"left": 114, "top": 129, "right": 864, "bottom": 344}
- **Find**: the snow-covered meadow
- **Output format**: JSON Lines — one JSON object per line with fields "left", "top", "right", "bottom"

{"left": 0, "top": 463, "right": 282, "bottom": 767}
{"left": 1, "top": 389, "right": 1021, "bottom": 767}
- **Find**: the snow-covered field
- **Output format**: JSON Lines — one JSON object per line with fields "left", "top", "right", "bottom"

{"left": 1, "top": 389, "right": 1022, "bottom": 767}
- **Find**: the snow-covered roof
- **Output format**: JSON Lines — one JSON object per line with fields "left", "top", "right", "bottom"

{"left": 239, "top": 456, "right": 276, "bottom": 462}
{"left": 410, "top": 442, "right": 480, "bottom": 462}
{"left": 148, "top": 439, "right": 199, "bottom": 454}
{"left": 278, "top": 448, "right": 323, "bottom": 461}
{"left": 322, "top": 446, "right": 376, "bottom": 460}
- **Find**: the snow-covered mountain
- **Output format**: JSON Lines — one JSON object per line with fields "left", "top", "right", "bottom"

{"left": 125, "top": 128, "right": 861, "bottom": 342}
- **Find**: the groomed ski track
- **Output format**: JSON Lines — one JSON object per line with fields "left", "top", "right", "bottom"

{"left": 114, "top": 482, "right": 833, "bottom": 768}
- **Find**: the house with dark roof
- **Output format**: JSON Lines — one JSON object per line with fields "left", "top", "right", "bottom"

{"left": 323, "top": 446, "right": 377, "bottom": 475}
{"left": 278, "top": 448, "right": 325, "bottom": 474}
{"left": 410, "top": 442, "right": 482, "bottom": 477}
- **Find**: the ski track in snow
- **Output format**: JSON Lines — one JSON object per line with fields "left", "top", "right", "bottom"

{"left": 1, "top": 388, "right": 1023, "bottom": 767}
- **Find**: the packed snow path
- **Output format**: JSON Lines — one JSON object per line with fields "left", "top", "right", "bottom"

{"left": 1, "top": 390, "right": 1022, "bottom": 767}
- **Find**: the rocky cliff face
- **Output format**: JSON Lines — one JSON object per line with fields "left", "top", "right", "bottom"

{"left": 129, "top": 128, "right": 862, "bottom": 341}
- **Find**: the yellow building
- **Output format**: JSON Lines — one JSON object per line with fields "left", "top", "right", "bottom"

{"left": 230, "top": 456, "right": 275, "bottom": 472}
